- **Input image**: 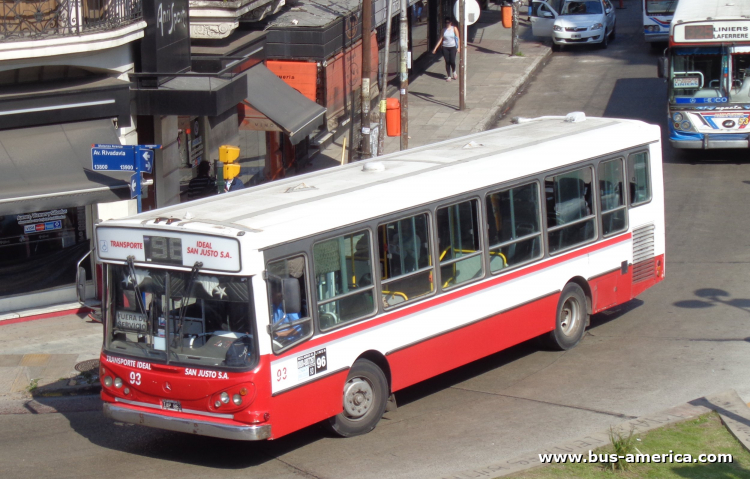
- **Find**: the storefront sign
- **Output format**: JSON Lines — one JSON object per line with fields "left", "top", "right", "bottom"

{"left": 266, "top": 61, "right": 319, "bottom": 102}
{"left": 141, "top": 0, "right": 191, "bottom": 74}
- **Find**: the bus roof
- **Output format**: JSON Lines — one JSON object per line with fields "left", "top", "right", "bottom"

{"left": 673, "top": 0, "right": 750, "bottom": 24}
{"left": 101, "top": 116, "right": 659, "bottom": 252}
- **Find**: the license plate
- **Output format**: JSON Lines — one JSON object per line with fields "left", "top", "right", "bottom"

{"left": 162, "top": 399, "right": 182, "bottom": 412}
{"left": 572, "top": 34, "right": 581, "bottom": 39}
{"left": 674, "top": 77, "right": 700, "bottom": 89}
{"left": 115, "top": 311, "right": 148, "bottom": 332}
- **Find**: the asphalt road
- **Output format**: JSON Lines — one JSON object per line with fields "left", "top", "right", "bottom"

{"left": 4, "top": 5, "right": 750, "bottom": 479}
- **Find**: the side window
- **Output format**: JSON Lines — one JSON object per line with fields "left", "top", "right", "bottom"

{"left": 266, "top": 255, "right": 312, "bottom": 353}
{"left": 313, "top": 231, "right": 376, "bottom": 330}
{"left": 599, "top": 158, "right": 628, "bottom": 236}
{"left": 628, "top": 151, "right": 652, "bottom": 206}
{"left": 377, "top": 213, "right": 434, "bottom": 308}
{"left": 485, "top": 182, "right": 543, "bottom": 272}
{"left": 546, "top": 167, "right": 596, "bottom": 254}
{"left": 436, "top": 199, "right": 483, "bottom": 289}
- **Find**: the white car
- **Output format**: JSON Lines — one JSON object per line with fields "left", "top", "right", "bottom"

{"left": 531, "top": 0, "right": 616, "bottom": 50}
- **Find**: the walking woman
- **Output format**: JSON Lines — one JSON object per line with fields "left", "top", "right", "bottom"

{"left": 432, "top": 17, "right": 460, "bottom": 81}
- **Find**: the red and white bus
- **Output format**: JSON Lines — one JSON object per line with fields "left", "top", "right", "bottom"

{"left": 95, "top": 113, "right": 665, "bottom": 440}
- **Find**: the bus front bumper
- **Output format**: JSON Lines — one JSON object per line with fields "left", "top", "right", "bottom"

{"left": 670, "top": 129, "right": 750, "bottom": 149}
{"left": 103, "top": 403, "right": 272, "bottom": 441}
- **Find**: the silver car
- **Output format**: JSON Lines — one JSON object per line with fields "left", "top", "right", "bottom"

{"left": 531, "top": 0, "right": 617, "bottom": 50}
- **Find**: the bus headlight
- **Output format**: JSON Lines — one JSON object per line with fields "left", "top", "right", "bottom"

{"left": 673, "top": 112, "right": 684, "bottom": 122}
{"left": 220, "top": 392, "right": 230, "bottom": 404}
{"left": 233, "top": 394, "right": 242, "bottom": 406}
{"left": 104, "top": 376, "right": 113, "bottom": 387}
{"left": 681, "top": 120, "right": 692, "bottom": 131}
{"left": 114, "top": 377, "right": 123, "bottom": 388}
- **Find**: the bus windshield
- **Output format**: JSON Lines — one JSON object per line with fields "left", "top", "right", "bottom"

{"left": 646, "top": 0, "right": 677, "bottom": 16}
{"left": 670, "top": 49, "right": 725, "bottom": 102}
{"left": 106, "top": 265, "right": 257, "bottom": 370}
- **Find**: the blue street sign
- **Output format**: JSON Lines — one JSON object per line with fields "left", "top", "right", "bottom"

{"left": 91, "top": 144, "right": 135, "bottom": 171}
{"left": 129, "top": 172, "right": 142, "bottom": 200}
{"left": 137, "top": 147, "right": 154, "bottom": 174}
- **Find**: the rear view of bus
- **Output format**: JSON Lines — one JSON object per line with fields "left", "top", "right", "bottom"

{"left": 644, "top": 0, "right": 677, "bottom": 43}
{"left": 96, "top": 114, "right": 665, "bottom": 441}
{"left": 660, "top": 0, "right": 750, "bottom": 148}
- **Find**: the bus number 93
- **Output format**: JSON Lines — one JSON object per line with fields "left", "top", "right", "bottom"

{"left": 276, "top": 368, "right": 287, "bottom": 382}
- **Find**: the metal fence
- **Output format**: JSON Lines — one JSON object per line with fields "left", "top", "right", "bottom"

{"left": 0, "top": 0, "right": 143, "bottom": 41}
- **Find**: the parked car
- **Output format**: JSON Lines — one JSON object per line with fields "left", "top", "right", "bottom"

{"left": 531, "top": 0, "right": 616, "bottom": 50}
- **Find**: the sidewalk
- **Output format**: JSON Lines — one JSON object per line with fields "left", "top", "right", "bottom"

{"left": 311, "top": 3, "right": 551, "bottom": 167}
{"left": 0, "top": 313, "right": 102, "bottom": 398}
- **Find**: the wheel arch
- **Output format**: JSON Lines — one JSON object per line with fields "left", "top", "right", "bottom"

{"left": 566, "top": 276, "right": 592, "bottom": 315}
{"left": 355, "top": 350, "right": 392, "bottom": 393}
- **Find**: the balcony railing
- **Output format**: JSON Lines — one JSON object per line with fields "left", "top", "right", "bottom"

{"left": 0, "top": 0, "right": 143, "bottom": 41}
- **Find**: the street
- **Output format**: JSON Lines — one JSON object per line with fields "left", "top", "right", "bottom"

{"left": 3, "top": 4, "right": 750, "bottom": 479}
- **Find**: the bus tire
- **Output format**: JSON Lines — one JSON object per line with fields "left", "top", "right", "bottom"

{"left": 326, "top": 359, "right": 389, "bottom": 437}
{"left": 546, "top": 282, "right": 588, "bottom": 350}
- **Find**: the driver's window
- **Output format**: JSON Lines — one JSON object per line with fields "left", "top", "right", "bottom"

{"left": 485, "top": 182, "right": 543, "bottom": 272}
{"left": 267, "top": 255, "right": 312, "bottom": 353}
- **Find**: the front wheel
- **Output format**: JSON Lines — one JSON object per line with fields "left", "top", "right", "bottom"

{"left": 546, "top": 282, "right": 588, "bottom": 350}
{"left": 600, "top": 31, "right": 609, "bottom": 49}
{"left": 326, "top": 359, "right": 388, "bottom": 437}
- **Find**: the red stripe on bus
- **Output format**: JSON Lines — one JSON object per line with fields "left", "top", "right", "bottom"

{"left": 275, "top": 232, "right": 633, "bottom": 359}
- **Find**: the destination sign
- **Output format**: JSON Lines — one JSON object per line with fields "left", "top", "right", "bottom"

{"left": 674, "top": 21, "right": 750, "bottom": 43}
{"left": 96, "top": 227, "right": 241, "bottom": 272}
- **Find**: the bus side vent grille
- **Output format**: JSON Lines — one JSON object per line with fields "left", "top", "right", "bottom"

{"left": 632, "top": 224, "right": 655, "bottom": 283}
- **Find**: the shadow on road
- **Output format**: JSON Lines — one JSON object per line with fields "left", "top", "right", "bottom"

{"left": 24, "top": 295, "right": 647, "bottom": 469}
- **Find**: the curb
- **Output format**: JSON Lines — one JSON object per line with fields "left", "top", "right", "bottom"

{"left": 441, "top": 390, "right": 750, "bottom": 479}
{"left": 0, "top": 306, "right": 93, "bottom": 327}
{"left": 692, "top": 389, "right": 750, "bottom": 454}
{"left": 32, "top": 382, "right": 101, "bottom": 398}
{"left": 471, "top": 46, "right": 553, "bottom": 135}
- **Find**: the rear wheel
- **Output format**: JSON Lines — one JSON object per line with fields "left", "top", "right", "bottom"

{"left": 326, "top": 359, "right": 388, "bottom": 437}
{"left": 546, "top": 282, "right": 588, "bottom": 350}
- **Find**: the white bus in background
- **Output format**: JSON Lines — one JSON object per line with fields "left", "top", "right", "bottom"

{"left": 92, "top": 113, "right": 665, "bottom": 441}
{"left": 659, "top": 0, "right": 750, "bottom": 149}
{"left": 644, "top": 0, "right": 677, "bottom": 43}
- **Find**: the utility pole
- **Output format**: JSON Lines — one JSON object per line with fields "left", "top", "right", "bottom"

{"left": 399, "top": 0, "right": 408, "bottom": 150}
{"left": 459, "top": 0, "right": 466, "bottom": 110}
{"left": 511, "top": 0, "right": 519, "bottom": 56}
{"left": 361, "top": 0, "right": 373, "bottom": 158}
{"left": 377, "top": 0, "right": 394, "bottom": 155}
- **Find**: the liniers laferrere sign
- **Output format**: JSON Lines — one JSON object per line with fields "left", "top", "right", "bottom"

{"left": 141, "top": 0, "right": 190, "bottom": 75}
{"left": 95, "top": 227, "right": 241, "bottom": 272}
{"left": 674, "top": 21, "right": 750, "bottom": 43}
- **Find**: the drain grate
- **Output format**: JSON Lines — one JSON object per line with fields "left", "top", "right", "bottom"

{"left": 74, "top": 359, "right": 100, "bottom": 373}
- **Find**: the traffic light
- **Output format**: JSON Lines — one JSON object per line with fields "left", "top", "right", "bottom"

{"left": 219, "top": 145, "right": 241, "bottom": 180}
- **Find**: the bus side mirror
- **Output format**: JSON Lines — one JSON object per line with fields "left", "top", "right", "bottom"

{"left": 282, "top": 278, "right": 301, "bottom": 314}
{"left": 657, "top": 57, "right": 669, "bottom": 79}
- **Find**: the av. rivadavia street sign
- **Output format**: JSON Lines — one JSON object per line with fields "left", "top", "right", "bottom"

{"left": 91, "top": 144, "right": 135, "bottom": 171}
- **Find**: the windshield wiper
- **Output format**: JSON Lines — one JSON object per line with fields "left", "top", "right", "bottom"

{"left": 126, "top": 256, "right": 147, "bottom": 315}
{"left": 171, "top": 261, "right": 203, "bottom": 350}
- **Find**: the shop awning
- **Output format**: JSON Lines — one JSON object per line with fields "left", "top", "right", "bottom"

{"left": 243, "top": 64, "right": 326, "bottom": 144}
{"left": 0, "top": 119, "right": 132, "bottom": 216}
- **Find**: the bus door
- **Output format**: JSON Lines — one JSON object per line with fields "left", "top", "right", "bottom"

{"left": 531, "top": 1, "right": 561, "bottom": 37}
